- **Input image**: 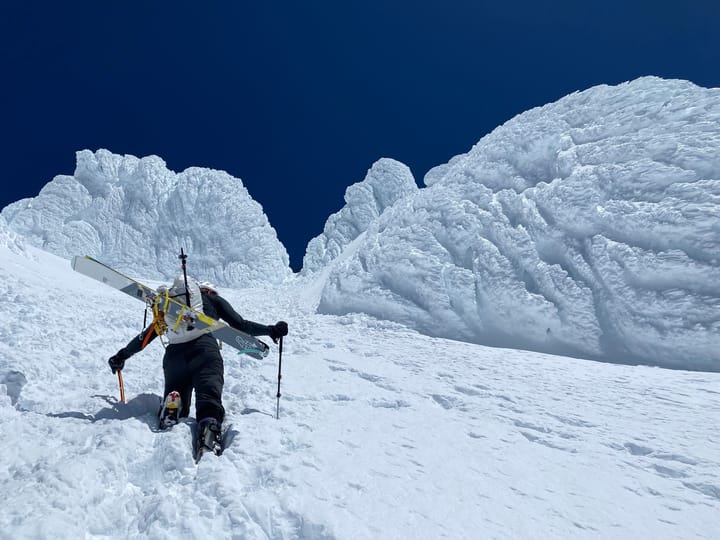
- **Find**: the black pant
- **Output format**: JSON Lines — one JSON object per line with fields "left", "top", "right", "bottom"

{"left": 162, "top": 335, "right": 225, "bottom": 422}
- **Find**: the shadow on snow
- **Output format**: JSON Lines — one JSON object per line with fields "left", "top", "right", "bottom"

{"left": 46, "top": 392, "right": 162, "bottom": 429}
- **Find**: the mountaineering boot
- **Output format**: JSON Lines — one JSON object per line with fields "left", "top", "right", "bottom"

{"left": 197, "top": 417, "right": 223, "bottom": 456}
{"left": 159, "top": 391, "right": 182, "bottom": 429}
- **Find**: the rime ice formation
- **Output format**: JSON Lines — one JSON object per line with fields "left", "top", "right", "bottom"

{"left": 302, "top": 158, "right": 417, "bottom": 273}
{"left": 315, "top": 77, "right": 720, "bottom": 371}
{"left": 3, "top": 78, "right": 718, "bottom": 371}
{"left": 2, "top": 150, "right": 292, "bottom": 286}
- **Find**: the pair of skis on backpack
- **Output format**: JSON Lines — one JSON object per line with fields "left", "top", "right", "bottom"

{"left": 159, "top": 391, "right": 229, "bottom": 463}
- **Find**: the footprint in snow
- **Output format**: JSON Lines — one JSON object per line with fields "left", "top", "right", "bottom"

{"left": 623, "top": 442, "right": 654, "bottom": 456}
{"left": 369, "top": 398, "right": 410, "bottom": 409}
{"left": 1, "top": 370, "right": 27, "bottom": 407}
{"left": 431, "top": 394, "right": 462, "bottom": 410}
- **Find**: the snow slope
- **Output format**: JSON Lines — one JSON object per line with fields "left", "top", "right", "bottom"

{"left": 315, "top": 77, "right": 720, "bottom": 372}
{"left": 1, "top": 149, "right": 292, "bottom": 287}
{"left": 1, "top": 245, "right": 718, "bottom": 539}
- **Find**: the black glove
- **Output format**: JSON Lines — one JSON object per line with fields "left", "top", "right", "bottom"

{"left": 269, "top": 321, "right": 288, "bottom": 343}
{"left": 108, "top": 352, "right": 128, "bottom": 374}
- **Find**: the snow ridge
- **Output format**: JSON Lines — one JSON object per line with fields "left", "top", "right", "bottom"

{"left": 302, "top": 158, "right": 417, "bottom": 273}
{"left": 2, "top": 149, "right": 292, "bottom": 287}
{"left": 316, "top": 77, "right": 720, "bottom": 371}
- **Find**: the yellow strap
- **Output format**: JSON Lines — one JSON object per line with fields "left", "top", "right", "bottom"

{"left": 151, "top": 289, "right": 170, "bottom": 336}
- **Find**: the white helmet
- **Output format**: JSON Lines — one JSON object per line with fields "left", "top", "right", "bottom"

{"left": 197, "top": 280, "right": 217, "bottom": 293}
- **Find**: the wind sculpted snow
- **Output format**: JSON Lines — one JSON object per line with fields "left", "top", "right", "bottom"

{"left": 2, "top": 77, "right": 719, "bottom": 372}
{"left": 0, "top": 244, "right": 718, "bottom": 539}
{"left": 315, "top": 77, "right": 720, "bottom": 372}
{"left": 0, "top": 214, "right": 25, "bottom": 254}
{"left": 1, "top": 149, "right": 292, "bottom": 287}
{"left": 302, "top": 158, "right": 418, "bottom": 273}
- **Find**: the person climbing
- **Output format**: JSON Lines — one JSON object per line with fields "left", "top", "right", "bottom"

{"left": 106, "top": 275, "right": 288, "bottom": 454}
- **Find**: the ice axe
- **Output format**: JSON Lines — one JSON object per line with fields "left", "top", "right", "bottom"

{"left": 117, "top": 371, "right": 126, "bottom": 404}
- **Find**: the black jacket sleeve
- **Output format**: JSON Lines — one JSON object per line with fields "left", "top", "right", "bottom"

{"left": 205, "top": 293, "right": 273, "bottom": 337}
{"left": 117, "top": 325, "right": 158, "bottom": 359}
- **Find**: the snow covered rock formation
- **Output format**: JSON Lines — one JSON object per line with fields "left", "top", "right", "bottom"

{"left": 302, "top": 158, "right": 418, "bottom": 273}
{"left": 316, "top": 77, "right": 720, "bottom": 371}
{"left": 2, "top": 149, "right": 292, "bottom": 286}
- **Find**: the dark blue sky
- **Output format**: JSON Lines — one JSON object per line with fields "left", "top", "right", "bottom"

{"left": 2, "top": 1, "right": 718, "bottom": 270}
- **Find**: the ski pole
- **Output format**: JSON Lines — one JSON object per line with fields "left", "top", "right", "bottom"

{"left": 118, "top": 371, "right": 126, "bottom": 404}
{"left": 179, "top": 248, "right": 191, "bottom": 306}
{"left": 275, "top": 336, "right": 283, "bottom": 419}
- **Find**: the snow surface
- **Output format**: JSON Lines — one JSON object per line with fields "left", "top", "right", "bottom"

{"left": 1, "top": 149, "right": 292, "bottom": 287}
{"left": 1, "top": 243, "right": 718, "bottom": 539}
{"left": 315, "top": 77, "right": 720, "bottom": 372}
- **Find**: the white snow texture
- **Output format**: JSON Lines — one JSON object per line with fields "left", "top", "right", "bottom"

{"left": 3, "top": 76, "right": 719, "bottom": 372}
{"left": 0, "top": 224, "right": 718, "bottom": 540}
{"left": 0, "top": 213, "right": 25, "bottom": 254}
{"left": 317, "top": 77, "right": 720, "bottom": 372}
{"left": 2, "top": 150, "right": 292, "bottom": 287}
{"left": 301, "top": 158, "right": 418, "bottom": 273}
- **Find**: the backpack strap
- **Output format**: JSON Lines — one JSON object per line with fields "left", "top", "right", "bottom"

{"left": 151, "top": 288, "right": 170, "bottom": 336}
